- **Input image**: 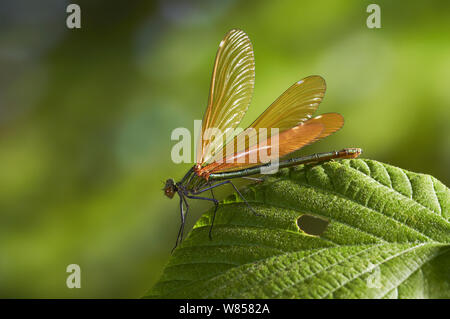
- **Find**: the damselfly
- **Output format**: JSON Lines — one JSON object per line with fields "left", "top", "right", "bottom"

{"left": 163, "top": 29, "right": 362, "bottom": 250}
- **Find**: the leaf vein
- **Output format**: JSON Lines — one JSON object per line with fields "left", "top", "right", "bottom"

{"left": 321, "top": 243, "right": 426, "bottom": 298}
{"left": 271, "top": 244, "right": 383, "bottom": 298}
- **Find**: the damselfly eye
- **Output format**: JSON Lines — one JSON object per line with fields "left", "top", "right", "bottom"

{"left": 164, "top": 187, "right": 175, "bottom": 199}
{"left": 163, "top": 179, "right": 176, "bottom": 199}
{"left": 163, "top": 185, "right": 175, "bottom": 199}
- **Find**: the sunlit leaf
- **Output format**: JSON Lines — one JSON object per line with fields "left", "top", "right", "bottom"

{"left": 146, "top": 159, "right": 450, "bottom": 299}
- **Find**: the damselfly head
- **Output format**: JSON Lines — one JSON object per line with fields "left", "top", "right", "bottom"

{"left": 163, "top": 178, "right": 177, "bottom": 199}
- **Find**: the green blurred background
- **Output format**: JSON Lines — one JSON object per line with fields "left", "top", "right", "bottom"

{"left": 0, "top": 0, "right": 449, "bottom": 297}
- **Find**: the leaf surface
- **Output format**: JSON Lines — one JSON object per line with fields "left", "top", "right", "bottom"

{"left": 146, "top": 159, "right": 450, "bottom": 298}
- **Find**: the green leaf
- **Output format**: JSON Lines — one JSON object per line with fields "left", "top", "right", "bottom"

{"left": 146, "top": 159, "right": 450, "bottom": 298}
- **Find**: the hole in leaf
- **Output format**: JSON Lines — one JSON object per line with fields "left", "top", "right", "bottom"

{"left": 296, "top": 214, "right": 329, "bottom": 236}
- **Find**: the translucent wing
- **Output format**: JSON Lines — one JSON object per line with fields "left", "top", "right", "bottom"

{"left": 308, "top": 112, "right": 344, "bottom": 140}
{"left": 251, "top": 75, "right": 326, "bottom": 134}
{"left": 206, "top": 75, "right": 327, "bottom": 165}
{"left": 197, "top": 29, "right": 255, "bottom": 165}
{"left": 204, "top": 113, "right": 344, "bottom": 173}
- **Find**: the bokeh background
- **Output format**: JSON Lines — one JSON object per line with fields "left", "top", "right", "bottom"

{"left": 0, "top": 0, "right": 449, "bottom": 298}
